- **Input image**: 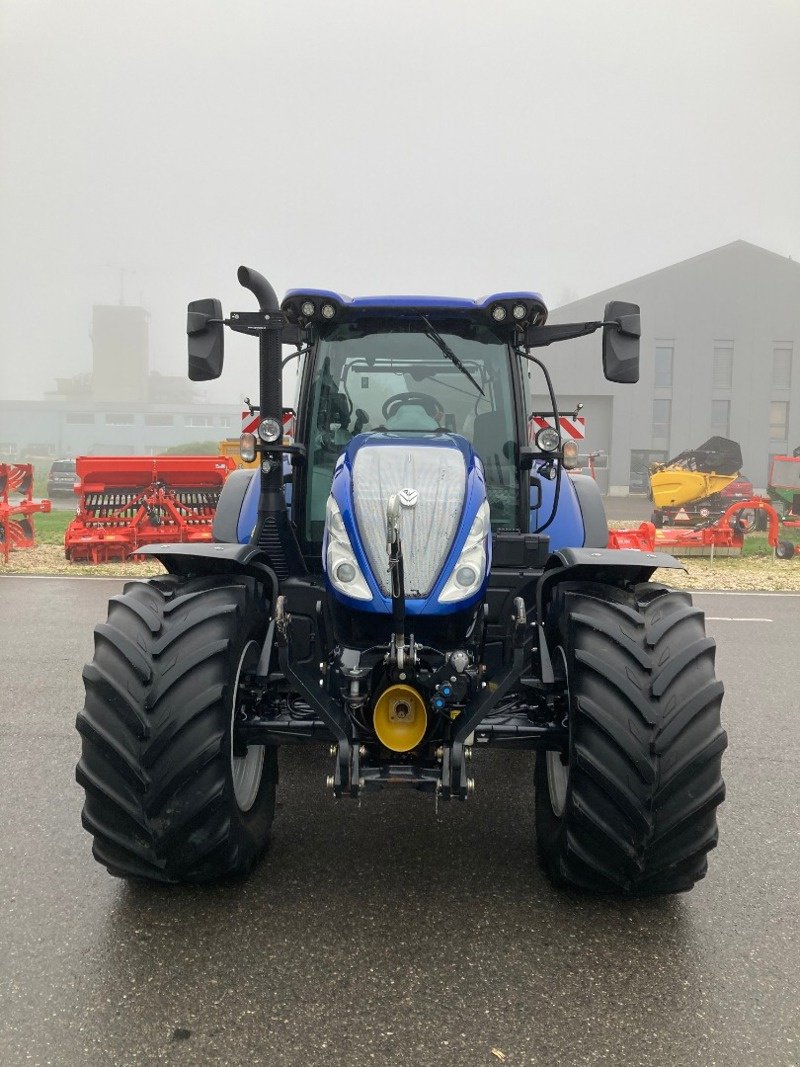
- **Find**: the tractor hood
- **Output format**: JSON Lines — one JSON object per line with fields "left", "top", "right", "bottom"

{"left": 322, "top": 433, "right": 490, "bottom": 615}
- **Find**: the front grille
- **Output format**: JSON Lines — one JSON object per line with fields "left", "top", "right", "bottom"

{"left": 352, "top": 440, "right": 466, "bottom": 597}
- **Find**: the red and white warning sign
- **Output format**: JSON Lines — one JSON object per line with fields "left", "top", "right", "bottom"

{"left": 529, "top": 415, "right": 586, "bottom": 442}
{"left": 241, "top": 409, "right": 296, "bottom": 439}
{"left": 241, "top": 409, "right": 260, "bottom": 435}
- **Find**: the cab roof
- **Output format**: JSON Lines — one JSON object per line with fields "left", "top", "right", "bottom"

{"left": 281, "top": 289, "right": 549, "bottom": 326}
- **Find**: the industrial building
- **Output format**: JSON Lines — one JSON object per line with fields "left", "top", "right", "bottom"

{"left": 0, "top": 303, "right": 238, "bottom": 461}
{"left": 0, "top": 399, "right": 238, "bottom": 459}
{"left": 541, "top": 241, "right": 800, "bottom": 493}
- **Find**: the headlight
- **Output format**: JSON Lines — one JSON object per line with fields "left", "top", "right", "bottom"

{"left": 321, "top": 303, "right": 336, "bottom": 320}
{"left": 535, "top": 426, "right": 560, "bottom": 452}
{"left": 491, "top": 305, "right": 507, "bottom": 322}
{"left": 439, "top": 500, "right": 490, "bottom": 604}
{"left": 258, "top": 417, "right": 282, "bottom": 443}
{"left": 300, "top": 300, "right": 316, "bottom": 318}
{"left": 325, "top": 498, "right": 372, "bottom": 601}
{"left": 512, "top": 303, "right": 527, "bottom": 321}
{"left": 455, "top": 565, "right": 478, "bottom": 587}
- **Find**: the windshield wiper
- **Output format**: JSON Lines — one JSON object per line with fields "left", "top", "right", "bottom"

{"left": 420, "top": 315, "right": 485, "bottom": 397}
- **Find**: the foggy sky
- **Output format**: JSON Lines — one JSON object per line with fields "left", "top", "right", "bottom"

{"left": 1, "top": 0, "right": 799, "bottom": 403}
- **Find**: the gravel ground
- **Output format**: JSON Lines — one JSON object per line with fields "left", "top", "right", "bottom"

{"left": 0, "top": 545, "right": 165, "bottom": 578}
{"left": 654, "top": 556, "right": 800, "bottom": 591}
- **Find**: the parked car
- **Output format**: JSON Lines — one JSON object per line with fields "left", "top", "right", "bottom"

{"left": 46, "top": 459, "right": 78, "bottom": 496}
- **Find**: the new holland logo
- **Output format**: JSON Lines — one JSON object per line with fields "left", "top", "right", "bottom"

{"left": 398, "top": 488, "right": 419, "bottom": 508}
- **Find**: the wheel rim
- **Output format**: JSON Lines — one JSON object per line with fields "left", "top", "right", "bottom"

{"left": 546, "top": 646, "right": 571, "bottom": 818}
{"left": 546, "top": 750, "right": 569, "bottom": 817}
{"left": 230, "top": 639, "right": 265, "bottom": 812}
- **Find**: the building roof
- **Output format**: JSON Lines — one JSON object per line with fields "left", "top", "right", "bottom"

{"left": 556, "top": 240, "right": 800, "bottom": 312}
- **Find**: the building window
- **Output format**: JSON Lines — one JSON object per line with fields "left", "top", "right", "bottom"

{"left": 184, "top": 415, "right": 213, "bottom": 428}
{"left": 145, "top": 413, "right": 174, "bottom": 427}
{"left": 652, "top": 399, "right": 671, "bottom": 451}
{"left": 105, "top": 413, "right": 135, "bottom": 426}
{"left": 0, "top": 443, "right": 19, "bottom": 457}
{"left": 710, "top": 399, "right": 730, "bottom": 437}
{"left": 144, "top": 445, "right": 163, "bottom": 456}
{"left": 773, "top": 346, "right": 792, "bottom": 390}
{"left": 713, "top": 343, "right": 734, "bottom": 389}
{"left": 218, "top": 416, "right": 232, "bottom": 428}
{"left": 65, "top": 412, "right": 94, "bottom": 424}
{"left": 654, "top": 345, "right": 673, "bottom": 390}
{"left": 769, "top": 401, "right": 789, "bottom": 441}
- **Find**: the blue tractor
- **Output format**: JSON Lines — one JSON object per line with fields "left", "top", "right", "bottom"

{"left": 76, "top": 267, "right": 727, "bottom": 893}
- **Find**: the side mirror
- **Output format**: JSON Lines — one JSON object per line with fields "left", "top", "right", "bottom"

{"left": 187, "top": 298, "right": 224, "bottom": 381}
{"left": 602, "top": 300, "right": 640, "bottom": 383}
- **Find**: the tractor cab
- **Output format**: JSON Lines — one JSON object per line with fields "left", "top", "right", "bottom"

{"left": 289, "top": 294, "right": 535, "bottom": 557}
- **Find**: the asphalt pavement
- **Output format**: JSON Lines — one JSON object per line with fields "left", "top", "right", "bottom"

{"left": 0, "top": 577, "right": 798, "bottom": 1066}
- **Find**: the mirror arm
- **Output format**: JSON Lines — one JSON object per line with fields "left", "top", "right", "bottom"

{"left": 523, "top": 317, "right": 640, "bottom": 349}
{"left": 523, "top": 321, "right": 603, "bottom": 348}
{"left": 223, "top": 312, "right": 302, "bottom": 347}
{"left": 610, "top": 313, "right": 641, "bottom": 338}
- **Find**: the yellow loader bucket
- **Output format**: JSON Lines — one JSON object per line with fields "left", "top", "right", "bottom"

{"left": 650, "top": 470, "right": 737, "bottom": 509}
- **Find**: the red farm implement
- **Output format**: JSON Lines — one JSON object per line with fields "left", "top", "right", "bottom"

{"left": 0, "top": 463, "right": 52, "bottom": 563}
{"left": 64, "top": 455, "right": 235, "bottom": 564}
{"left": 609, "top": 497, "right": 787, "bottom": 558}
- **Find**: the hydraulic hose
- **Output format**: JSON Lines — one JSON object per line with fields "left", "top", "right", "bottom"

{"left": 517, "top": 347, "right": 562, "bottom": 535}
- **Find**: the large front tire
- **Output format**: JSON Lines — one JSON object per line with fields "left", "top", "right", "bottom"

{"left": 535, "top": 582, "right": 727, "bottom": 895}
{"left": 76, "top": 574, "right": 277, "bottom": 883}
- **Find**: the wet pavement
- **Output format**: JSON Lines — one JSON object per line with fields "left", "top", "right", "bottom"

{"left": 0, "top": 577, "right": 798, "bottom": 1066}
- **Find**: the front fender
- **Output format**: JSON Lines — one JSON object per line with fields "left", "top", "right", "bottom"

{"left": 536, "top": 546, "right": 684, "bottom": 624}
{"left": 135, "top": 543, "right": 279, "bottom": 600}
{"left": 532, "top": 546, "right": 685, "bottom": 683}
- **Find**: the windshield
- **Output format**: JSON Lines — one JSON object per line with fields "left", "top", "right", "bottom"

{"left": 304, "top": 324, "right": 519, "bottom": 544}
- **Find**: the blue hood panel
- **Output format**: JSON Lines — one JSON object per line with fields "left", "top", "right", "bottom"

{"left": 324, "top": 433, "right": 490, "bottom": 616}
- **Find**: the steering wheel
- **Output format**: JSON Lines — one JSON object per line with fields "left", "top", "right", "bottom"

{"left": 382, "top": 391, "right": 444, "bottom": 421}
